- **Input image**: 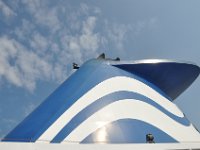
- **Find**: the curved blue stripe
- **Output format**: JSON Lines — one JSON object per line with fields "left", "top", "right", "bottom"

{"left": 81, "top": 119, "right": 178, "bottom": 143}
{"left": 113, "top": 62, "right": 200, "bottom": 100}
{"left": 3, "top": 59, "right": 174, "bottom": 142}
{"left": 51, "top": 91, "right": 189, "bottom": 143}
{"left": 35, "top": 61, "right": 172, "bottom": 142}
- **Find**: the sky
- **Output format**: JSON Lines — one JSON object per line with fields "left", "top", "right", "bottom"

{"left": 0, "top": 0, "right": 200, "bottom": 138}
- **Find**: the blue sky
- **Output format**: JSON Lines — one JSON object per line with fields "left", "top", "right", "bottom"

{"left": 0, "top": 0, "right": 200, "bottom": 138}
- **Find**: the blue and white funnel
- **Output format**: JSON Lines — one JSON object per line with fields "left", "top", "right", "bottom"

{"left": 2, "top": 56, "right": 200, "bottom": 143}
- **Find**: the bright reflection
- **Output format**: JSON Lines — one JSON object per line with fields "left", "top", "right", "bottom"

{"left": 96, "top": 126, "right": 107, "bottom": 143}
{"left": 94, "top": 121, "right": 110, "bottom": 143}
{"left": 134, "top": 59, "right": 171, "bottom": 64}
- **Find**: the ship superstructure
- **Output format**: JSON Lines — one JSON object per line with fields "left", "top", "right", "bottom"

{"left": 1, "top": 54, "right": 200, "bottom": 149}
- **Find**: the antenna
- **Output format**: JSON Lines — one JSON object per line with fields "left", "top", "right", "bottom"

{"left": 97, "top": 53, "right": 120, "bottom": 61}
{"left": 73, "top": 63, "right": 79, "bottom": 69}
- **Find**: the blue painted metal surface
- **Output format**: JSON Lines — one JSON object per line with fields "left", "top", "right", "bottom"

{"left": 2, "top": 58, "right": 200, "bottom": 143}
{"left": 82, "top": 119, "right": 177, "bottom": 143}
{"left": 51, "top": 91, "right": 189, "bottom": 143}
{"left": 113, "top": 62, "right": 200, "bottom": 100}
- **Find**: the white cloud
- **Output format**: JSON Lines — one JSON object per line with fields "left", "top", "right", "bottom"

{"left": 0, "top": 118, "right": 18, "bottom": 137}
{"left": 0, "top": 13, "right": 101, "bottom": 92}
{"left": 80, "top": 16, "right": 100, "bottom": 55}
{"left": 106, "top": 23, "right": 132, "bottom": 50}
{"left": 59, "top": 15, "right": 101, "bottom": 64}
{"left": 24, "top": 103, "right": 36, "bottom": 116}
{"left": 0, "top": 1, "right": 16, "bottom": 18}
{"left": 1, "top": 118, "right": 17, "bottom": 125}
{"left": 21, "top": 0, "right": 61, "bottom": 34}
{"left": 0, "top": 36, "right": 52, "bottom": 92}
{"left": 30, "top": 32, "right": 49, "bottom": 54}
{"left": 14, "top": 19, "right": 35, "bottom": 41}
{"left": 134, "top": 17, "right": 158, "bottom": 35}
{"left": 0, "top": 1, "right": 144, "bottom": 92}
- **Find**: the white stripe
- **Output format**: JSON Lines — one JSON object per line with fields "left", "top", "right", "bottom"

{"left": 37, "top": 76, "right": 183, "bottom": 142}
{"left": 64, "top": 99, "right": 200, "bottom": 143}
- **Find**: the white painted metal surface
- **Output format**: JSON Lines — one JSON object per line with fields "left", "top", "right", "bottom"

{"left": 1, "top": 142, "right": 200, "bottom": 150}
{"left": 64, "top": 100, "right": 200, "bottom": 143}
{"left": 37, "top": 76, "right": 183, "bottom": 142}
